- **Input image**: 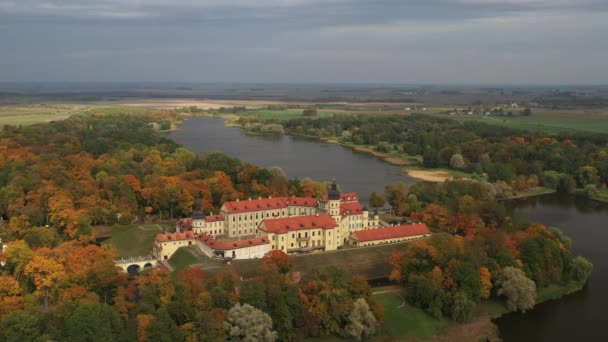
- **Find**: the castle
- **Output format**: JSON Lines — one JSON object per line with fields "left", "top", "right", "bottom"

{"left": 154, "top": 181, "right": 430, "bottom": 261}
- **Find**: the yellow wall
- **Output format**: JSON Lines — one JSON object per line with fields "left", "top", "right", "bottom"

{"left": 349, "top": 233, "right": 431, "bottom": 247}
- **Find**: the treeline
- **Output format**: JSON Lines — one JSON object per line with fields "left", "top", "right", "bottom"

{"left": 0, "top": 113, "right": 327, "bottom": 241}
{"left": 381, "top": 179, "right": 593, "bottom": 321}
{"left": 0, "top": 242, "right": 381, "bottom": 341}
{"left": 249, "top": 114, "right": 608, "bottom": 196}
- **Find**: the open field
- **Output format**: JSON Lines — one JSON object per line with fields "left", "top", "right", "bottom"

{"left": 238, "top": 108, "right": 336, "bottom": 120}
{"left": 217, "top": 241, "right": 414, "bottom": 281}
{"left": 436, "top": 108, "right": 608, "bottom": 134}
{"left": 0, "top": 104, "right": 90, "bottom": 127}
{"left": 99, "top": 224, "right": 165, "bottom": 258}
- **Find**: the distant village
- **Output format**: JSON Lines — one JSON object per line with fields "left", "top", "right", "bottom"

{"left": 152, "top": 181, "right": 431, "bottom": 263}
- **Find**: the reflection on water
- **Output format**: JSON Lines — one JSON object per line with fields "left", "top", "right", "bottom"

{"left": 497, "top": 194, "right": 608, "bottom": 342}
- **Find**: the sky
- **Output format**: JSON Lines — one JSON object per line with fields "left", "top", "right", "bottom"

{"left": 1, "top": 0, "right": 607, "bottom": 84}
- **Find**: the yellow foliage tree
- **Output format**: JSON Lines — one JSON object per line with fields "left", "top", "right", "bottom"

{"left": 480, "top": 266, "right": 492, "bottom": 299}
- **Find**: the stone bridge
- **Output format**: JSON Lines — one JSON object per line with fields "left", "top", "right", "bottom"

{"left": 114, "top": 256, "right": 158, "bottom": 274}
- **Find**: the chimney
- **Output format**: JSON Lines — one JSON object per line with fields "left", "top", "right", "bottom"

{"left": 236, "top": 198, "right": 239, "bottom": 202}
{"left": 269, "top": 195, "right": 272, "bottom": 199}
{"left": 259, "top": 196, "right": 262, "bottom": 200}
{"left": 248, "top": 197, "right": 251, "bottom": 201}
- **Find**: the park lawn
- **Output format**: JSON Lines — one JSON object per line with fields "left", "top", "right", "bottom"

{"left": 375, "top": 292, "right": 451, "bottom": 338}
{"left": 169, "top": 246, "right": 223, "bottom": 272}
{"left": 101, "top": 224, "right": 163, "bottom": 258}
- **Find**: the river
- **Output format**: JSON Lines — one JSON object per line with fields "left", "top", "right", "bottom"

{"left": 169, "top": 117, "right": 607, "bottom": 341}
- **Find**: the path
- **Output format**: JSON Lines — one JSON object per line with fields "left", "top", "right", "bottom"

{"left": 373, "top": 286, "right": 406, "bottom": 308}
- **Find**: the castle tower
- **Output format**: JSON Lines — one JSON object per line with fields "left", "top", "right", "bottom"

{"left": 192, "top": 193, "right": 206, "bottom": 231}
{"left": 328, "top": 180, "right": 341, "bottom": 218}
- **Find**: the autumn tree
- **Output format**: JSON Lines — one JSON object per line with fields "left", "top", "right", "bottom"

{"left": 263, "top": 250, "right": 291, "bottom": 274}
{"left": 479, "top": 267, "right": 492, "bottom": 300}
{"left": 368, "top": 192, "right": 385, "bottom": 209}
{"left": 224, "top": 303, "right": 278, "bottom": 342}
{"left": 496, "top": 267, "right": 536, "bottom": 313}
{"left": 344, "top": 298, "right": 377, "bottom": 341}
{"left": 24, "top": 254, "right": 66, "bottom": 308}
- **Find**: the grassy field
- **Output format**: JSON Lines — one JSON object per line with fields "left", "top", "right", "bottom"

{"left": 439, "top": 108, "right": 608, "bottom": 134}
{"left": 219, "top": 241, "right": 413, "bottom": 281}
{"left": 99, "top": 224, "right": 164, "bottom": 258}
{"left": 375, "top": 292, "right": 451, "bottom": 338}
{"left": 238, "top": 108, "right": 336, "bottom": 120}
{"left": 168, "top": 246, "right": 222, "bottom": 272}
{"left": 0, "top": 104, "right": 90, "bottom": 127}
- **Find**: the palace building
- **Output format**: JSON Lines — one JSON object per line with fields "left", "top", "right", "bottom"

{"left": 159, "top": 181, "right": 429, "bottom": 261}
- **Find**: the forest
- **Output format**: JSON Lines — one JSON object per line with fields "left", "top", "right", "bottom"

{"left": 240, "top": 113, "right": 608, "bottom": 201}
{"left": 0, "top": 113, "right": 593, "bottom": 341}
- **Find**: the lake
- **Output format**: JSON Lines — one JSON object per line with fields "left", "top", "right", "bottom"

{"left": 168, "top": 117, "right": 414, "bottom": 203}
{"left": 169, "top": 117, "right": 608, "bottom": 341}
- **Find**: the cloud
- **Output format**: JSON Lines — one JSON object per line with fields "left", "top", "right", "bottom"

{"left": 0, "top": 0, "right": 351, "bottom": 19}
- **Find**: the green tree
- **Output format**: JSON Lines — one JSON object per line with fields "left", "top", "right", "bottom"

{"left": 239, "top": 280, "right": 267, "bottom": 312}
{"left": 450, "top": 291, "right": 475, "bottom": 323}
{"left": 0, "top": 310, "right": 40, "bottom": 342}
{"left": 344, "top": 298, "right": 377, "bottom": 341}
{"left": 224, "top": 303, "right": 278, "bottom": 342}
{"left": 496, "top": 267, "right": 536, "bottom": 313}
{"left": 65, "top": 303, "right": 121, "bottom": 342}
{"left": 569, "top": 256, "right": 593, "bottom": 284}
{"left": 147, "top": 308, "right": 184, "bottom": 342}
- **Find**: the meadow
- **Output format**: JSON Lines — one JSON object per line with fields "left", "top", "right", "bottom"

{"left": 441, "top": 108, "right": 608, "bottom": 134}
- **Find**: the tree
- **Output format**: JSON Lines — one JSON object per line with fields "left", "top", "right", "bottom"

{"left": 449, "top": 154, "right": 465, "bottom": 170}
{"left": 522, "top": 107, "right": 532, "bottom": 116}
{"left": 263, "top": 250, "right": 291, "bottom": 274}
{"left": 65, "top": 303, "right": 121, "bottom": 342}
{"left": 479, "top": 267, "right": 492, "bottom": 300}
{"left": 344, "top": 298, "right": 377, "bottom": 341}
{"left": 147, "top": 308, "right": 184, "bottom": 342}
{"left": 224, "top": 303, "right": 278, "bottom": 342}
{"left": 569, "top": 256, "right": 593, "bottom": 284}
{"left": 0, "top": 310, "right": 40, "bottom": 342}
{"left": 496, "top": 267, "right": 536, "bottom": 313}
{"left": 368, "top": 192, "right": 385, "bottom": 209}
{"left": 24, "top": 254, "right": 66, "bottom": 308}
{"left": 302, "top": 108, "right": 318, "bottom": 117}
{"left": 450, "top": 291, "right": 475, "bottom": 323}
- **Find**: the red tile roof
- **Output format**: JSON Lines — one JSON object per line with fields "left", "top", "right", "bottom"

{"left": 287, "top": 197, "right": 318, "bottom": 207}
{"left": 205, "top": 214, "right": 224, "bottom": 222}
{"left": 352, "top": 224, "right": 431, "bottom": 242}
{"left": 155, "top": 231, "right": 197, "bottom": 243}
{"left": 198, "top": 234, "right": 270, "bottom": 250}
{"left": 260, "top": 214, "right": 337, "bottom": 234}
{"left": 222, "top": 196, "right": 316, "bottom": 213}
{"left": 176, "top": 218, "right": 193, "bottom": 231}
{"left": 322, "top": 192, "right": 359, "bottom": 203}
{"left": 341, "top": 202, "right": 363, "bottom": 215}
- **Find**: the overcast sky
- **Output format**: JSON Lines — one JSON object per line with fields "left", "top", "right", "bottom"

{"left": 1, "top": 0, "right": 607, "bottom": 84}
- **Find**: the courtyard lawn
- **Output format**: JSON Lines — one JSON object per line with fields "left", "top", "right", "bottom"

{"left": 100, "top": 224, "right": 164, "bottom": 258}
{"left": 374, "top": 291, "right": 451, "bottom": 338}
{"left": 169, "top": 246, "right": 223, "bottom": 272}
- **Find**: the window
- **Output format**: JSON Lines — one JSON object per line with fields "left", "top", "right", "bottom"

{"left": 290, "top": 243, "right": 294, "bottom": 247}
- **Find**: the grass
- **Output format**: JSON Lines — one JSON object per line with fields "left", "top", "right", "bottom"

{"left": 0, "top": 104, "right": 89, "bottom": 127}
{"left": 100, "top": 224, "right": 164, "bottom": 258}
{"left": 226, "top": 241, "right": 413, "bottom": 281}
{"left": 239, "top": 108, "right": 335, "bottom": 120}
{"left": 536, "top": 282, "right": 583, "bottom": 303}
{"left": 375, "top": 292, "right": 451, "bottom": 338}
{"left": 168, "top": 246, "right": 223, "bottom": 273}
{"left": 436, "top": 108, "right": 608, "bottom": 134}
